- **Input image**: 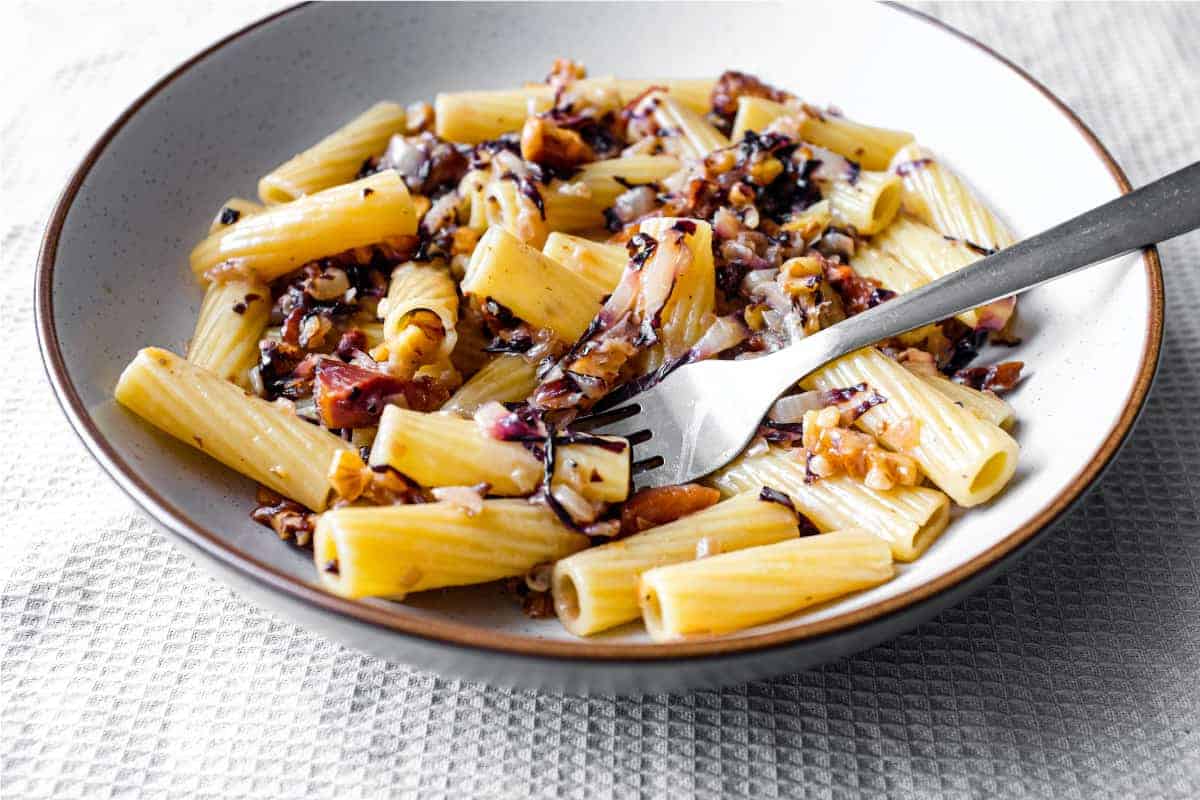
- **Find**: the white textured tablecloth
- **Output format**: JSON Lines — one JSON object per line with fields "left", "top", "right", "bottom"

{"left": 4, "top": 3, "right": 1200, "bottom": 798}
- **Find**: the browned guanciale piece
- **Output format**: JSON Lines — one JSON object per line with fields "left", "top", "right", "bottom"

{"left": 619, "top": 484, "right": 722, "bottom": 536}
{"left": 709, "top": 70, "right": 793, "bottom": 119}
{"left": 312, "top": 360, "right": 409, "bottom": 428}
{"left": 953, "top": 361, "right": 1024, "bottom": 394}
{"left": 520, "top": 117, "right": 595, "bottom": 170}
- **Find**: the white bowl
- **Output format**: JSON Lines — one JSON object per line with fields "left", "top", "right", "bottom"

{"left": 36, "top": 2, "right": 1162, "bottom": 694}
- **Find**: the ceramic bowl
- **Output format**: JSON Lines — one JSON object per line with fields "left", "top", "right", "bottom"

{"left": 37, "top": 2, "right": 1162, "bottom": 694}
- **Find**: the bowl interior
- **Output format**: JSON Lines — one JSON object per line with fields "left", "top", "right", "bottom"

{"left": 44, "top": 2, "right": 1156, "bottom": 648}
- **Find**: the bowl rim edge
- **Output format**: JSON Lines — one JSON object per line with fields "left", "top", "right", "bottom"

{"left": 34, "top": 1, "right": 1165, "bottom": 662}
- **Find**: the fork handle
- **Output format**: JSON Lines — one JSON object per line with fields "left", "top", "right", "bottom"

{"left": 763, "top": 159, "right": 1200, "bottom": 393}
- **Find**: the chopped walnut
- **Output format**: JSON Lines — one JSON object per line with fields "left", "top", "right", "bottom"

{"left": 405, "top": 101, "right": 435, "bottom": 134}
{"left": 520, "top": 117, "right": 595, "bottom": 170}
{"left": 799, "top": 407, "right": 921, "bottom": 491}
{"left": 546, "top": 58, "right": 587, "bottom": 86}
{"left": 251, "top": 488, "right": 316, "bottom": 546}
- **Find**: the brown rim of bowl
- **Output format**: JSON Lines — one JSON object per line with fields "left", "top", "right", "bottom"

{"left": 35, "top": 2, "right": 1164, "bottom": 663}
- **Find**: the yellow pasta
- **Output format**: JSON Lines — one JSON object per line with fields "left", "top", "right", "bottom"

{"left": 377, "top": 261, "right": 459, "bottom": 376}
{"left": 608, "top": 78, "right": 715, "bottom": 114}
{"left": 434, "top": 87, "right": 555, "bottom": 144}
{"left": 541, "top": 157, "right": 682, "bottom": 236}
{"left": 542, "top": 232, "right": 627, "bottom": 293}
{"left": 369, "top": 406, "right": 629, "bottom": 502}
{"left": 871, "top": 215, "right": 1014, "bottom": 330}
{"left": 633, "top": 90, "right": 729, "bottom": 159}
{"left": 461, "top": 226, "right": 607, "bottom": 341}
{"left": 802, "top": 348, "right": 1018, "bottom": 507}
{"left": 190, "top": 170, "right": 418, "bottom": 282}
{"left": 442, "top": 356, "right": 540, "bottom": 416}
{"left": 551, "top": 492, "right": 799, "bottom": 636}
{"left": 824, "top": 169, "right": 903, "bottom": 235}
{"left": 314, "top": 500, "right": 589, "bottom": 599}
{"left": 435, "top": 80, "right": 714, "bottom": 145}
{"left": 567, "top": 155, "right": 682, "bottom": 209}
{"left": 114, "top": 348, "right": 349, "bottom": 510}
{"left": 913, "top": 370, "right": 1016, "bottom": 430}
{"left": 798, "top": 110, "right": 914, "bottom": 171}
{"left": 637, "top": 217, "right": 716, "bottom": 373}
{"left": 891, "top": 142, "right": 1015, "bottom": 250}
{"left": 208, "top": 197, "right": 264, "bottom": 234}
{"left": 850, "top": 244, "right": 926, "bottom": 294}
{"left": 258, "top": 102, "right": 408, "bottom": 205}
{"left": 639, "top": 529, "right": 895, "bottom": 639}
{"left": 709, "top": 447, "right": 950, "bottom": 561}
{"left": 187, "top": 277, "right": 270, "bottom": 387}
{"left": 731, "top": 96, "right": 790, "bottom": 141}
{"left": 481, "top": 178, "right": 550, "bottom": 246}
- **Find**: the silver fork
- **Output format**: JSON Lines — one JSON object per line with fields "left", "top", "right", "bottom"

{"left": 577, "top": 161, "right": 1200, "bottom": 489}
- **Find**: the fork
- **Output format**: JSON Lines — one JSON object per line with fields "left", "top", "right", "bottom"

{"left": 577, "top": 160, "right": 1200, "bottom": 489}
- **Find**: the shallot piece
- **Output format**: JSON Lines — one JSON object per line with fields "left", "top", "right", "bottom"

{"left": 431, "top": 483, "right": 490, "bottom": 516}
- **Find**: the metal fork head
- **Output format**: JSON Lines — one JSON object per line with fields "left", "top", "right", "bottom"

{"left": 576, "top": 358, "right": 778, "bottom": 490}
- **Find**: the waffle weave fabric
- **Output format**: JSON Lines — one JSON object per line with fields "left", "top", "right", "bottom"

{"left": 3, "top": 3, "right": 1199, "bottom": 798}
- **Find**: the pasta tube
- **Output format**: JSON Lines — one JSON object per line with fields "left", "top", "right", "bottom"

{"left": 258, "top": 102, "right": 408, "bottom": 204}
{"left": 639, "top": 529, "right": 894, "bottom": 640}
{"left": 434, "top": 80, "right": 714, "bottom": 144}
{"left": 608, "top": 78, "right": 715, "bottom": 114}
{"left": 190, "top": 171, "right": 419, "bottom": 282}
{"left": 481, "top": 178, "right": 550, "bottom": 246}
{"left": 208, "top": 197, "right": 263, "bottom": 234}
{"left": 914, "top": 371, "right": 1015, "bottom": 430}
{"left": 551, "top": 492, "right": 799, "bottom": 636}
{"left": 314, "top": 500, "right": 589, "bottom": 599}
{"left": 634, "top": 90, "right": 729, "bottom": 159}
{"left": 850, "top": 244, "right": 925, "bottom": 294}
{"left": 824, "top": 169, "right": 903, "bottom": 235}
{"left": 442, "top": 356, "right": 539, "bottom": 416}
{"left": 567, "top": 155, "right": 681, "bottom": 209}
{"left": 369, "top": 406, "right": 629, "bottom": 502}
{"left": 542, "top": 232, "right": 627, "bottom": 294}
{"left": 114, "top": 348, "right": 348, "bottom": 510}
{"left": 637, "top": 218, "right": 716, "bottom": 373}
{"left": 187, "top": 277, "right": 271, "bottom": 387}
{"left": 730, "top": 96, "right": 789, "bottom": 141}
{"left": 461, "top": 226, "right": 608, "bottom": 341}
{"left": 798, "top": 111, "right": 914, "bottom": 171}
{"left": 709, "top": 447, "right": 950, "bottom": 561}
{"left": 891, "top": 142, "right": 1015, "bottom": 250}
{"left": 538, "top": 155, "right": 679, "bottom": 235}
{"left": 435, "top": 88, "right": 556, "bottom": 144}
{"left": 377, "top": 261, "right": 459, "bottom": 375}
{"left": 801, "top": 348, "right": 1019, "bottom": 507}
{"left": 871, "top": 216, "right": 1014, "bottom": 330}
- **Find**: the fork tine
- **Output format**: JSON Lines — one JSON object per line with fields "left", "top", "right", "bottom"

{"left": 630, "top": 455, "right": 665, "bottom": 475}
{"left": 587, "top": 413, "right": 652, "bottom": 441}
{"left": 571, "top": 403, "right": 640, "bottom": 432}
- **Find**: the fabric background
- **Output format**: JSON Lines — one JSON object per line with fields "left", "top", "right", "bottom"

{"left": 3, "top": 2, "right": 1198, "bottom": 797}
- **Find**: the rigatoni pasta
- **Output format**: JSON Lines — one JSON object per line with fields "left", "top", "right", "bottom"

{"left": 188, "top": 277, "right": 270, "bottom": 387}
{"left": 115, "top": 348, "right": 348, "bottom": 511}
{"left": 639, "top": 529, "right": 895, "bottom": 640}
{"left": 315, "top": 500, "right": 589, "bottom": 599}
{"left": 802, "top": 348, "right": 1019, "bottom": 507}
{"left": 710, "top": 447, "right": 950, "bottom": 562}
{"left": 115, "top": 61, "right": 1028, "bottom": 641}
{"left": 189, "top": 170, "right": 418, "bottom": 282}
{"left": 551, "top": 492, "right": 799, "bottom": 636}
{"left": 258, "top": 102, "right": 409, "bottom": 204}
